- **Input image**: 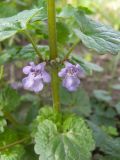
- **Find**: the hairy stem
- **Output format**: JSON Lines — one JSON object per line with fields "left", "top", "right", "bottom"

{"left": 51, "top": 67, "right": 60, "bottom": 112}
{"left": 47, "top": 0, "right": 60, "bottom": 111}
{"left": 24, "top": 30, "right": 42, "bottom": 59}
{"left": 0, "top": 136, "right": 30, "bottom": 152}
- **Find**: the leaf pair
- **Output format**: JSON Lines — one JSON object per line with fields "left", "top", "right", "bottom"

{"left": 34, "top": 107, "right": 95, "bottom": 160}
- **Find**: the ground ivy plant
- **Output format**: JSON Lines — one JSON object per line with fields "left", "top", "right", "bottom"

{"left": 0, "top": 0, "right": 120, "bottom": 160}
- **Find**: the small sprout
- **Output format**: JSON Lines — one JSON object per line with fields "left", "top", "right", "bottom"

{"left": 58, "top": 61, "right": 84, "bottom": 92}
{"left": 22, "top": 62, "right": 51, "bottom": 93}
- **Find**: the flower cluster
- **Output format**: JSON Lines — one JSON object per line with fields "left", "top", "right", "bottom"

{"left": 58, "top": 62, "right": 84, "bottom": 91}
{"left": 22, "top": 61, "right": 84, "bottom": 93}
{"left": 22, "top": 62, "right": 51, "bottom": 93}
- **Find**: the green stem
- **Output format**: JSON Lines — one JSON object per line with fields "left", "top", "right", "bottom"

{"left": 0, "top": 136, "right": 30, "bottom": 152}
{"left": 63, "top": 39, "right": 80, "bottom": 62}
{"left": 24, "top": 30, "right": 42, "bottom": 59}
{"left": 47, "top": 0, "right": 60, "bottom": 112}
{"left": 51, "top": 67, "right": 60, "bottom": 112}
{"left": 47, "top": 0, "right": 57, "bottom": 60}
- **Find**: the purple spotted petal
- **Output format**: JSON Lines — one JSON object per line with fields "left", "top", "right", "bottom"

{"left": 63, "top": 76, "right": 80, "bottom": 92}
{"left": 22, "top": 62, "right": 51, "bottom": 93}
{"left": 59, "top": 61, "right": 85, "bottom": 92}
{"left": 64, "top": 61, "right": 73, "bottom": 68}
{"left": 23, "top": 66, "right": 32, "bottom": 74}
{"left": 36, "top": 62, "right": 46, "bottom": 71}
{"left": 22, "top": 75, "right": 34, "bottom": 89}
{"left": 32, "top": 79, "right": 44, "bottom": 93}
{"left": 76, "top": 64, "right": 85, "bottom": 78}
{"left": 58, "top": 68, "right": 67, "bottom": 77}
{"left": 63, "top": 76, "right": 80, "bottom": 87}
{"left": 42, "top": 71, "right": 51, "bottom": 83}
{"left": 33, "top": 74, "right": 42, "bottom": 80}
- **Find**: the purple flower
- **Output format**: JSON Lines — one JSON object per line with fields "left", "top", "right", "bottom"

{"left": 58, "top": 62, "right": 84, "bottom": 92}
{"left": 22, "top": 62, "right": 51, "bottom": 93}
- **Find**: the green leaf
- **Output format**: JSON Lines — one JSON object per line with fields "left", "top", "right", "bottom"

{"left": 23, "top": 144, "right": 38, "bottom": 160}
{"left": 114, "top": 102, "right": 120, "bottom": 114}
{"left": 32, "top": 107, "right": 62, "bottom": 135}
{"left": 90, "top": 99, "right": 116, "bottom": 126}
{"left": 60, "top": 87, "right": 91, "bottom": 116}
{"left": 0, "top": 118, "right": 7, "bottom": 133}
{"left": 19, "top": 44, "right": 49, "bottom": 60}
{"left": 58, "top": 4, "right": 75, "bottom": 18}
{"left": 74, "top": 11, "right": 120, "bottom": 54}
{"left": 100, "top": 156, "right": 120, "bottom": 160}
{"left": 0, "top": 31, "right": 17, "bottom": 42}
{"left": 71, "top": 54, "right": 103, "bottom": 73}
{"left": 57, "top": 22, "right": 70, "bottom": 44}
{"left": 0, "top": 86, "right": 21, "bottom": 112}
{"left": 88, "top": 121, "right": 120, "bottom": 158}
{"left": 93, "top": 90, "right": 112, "bottom": 103}
{"left": 0, "top": 8, "right": 41, "bottom": 41}
{"left": 0, "top": 129, "right": 25, "bottom": 160}
{"left": 111, "top": 84, "right": 120, "bottom": 90}
{"left": 77, "top": 6, "right": 93, "bottom": 14}
{"left": 34, "top": 115, "right": 95, "bottom": 160}
{"left": 101, "top": 126, "right": 118, "bottom": 136}
{"left": 0, "top": 111, "right": 7, "bottom": 133}
{"left": 37, "top": 0, "right": 47, "bottom": 20}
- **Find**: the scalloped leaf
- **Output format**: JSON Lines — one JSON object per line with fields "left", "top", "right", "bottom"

{"left": 0, "top": 8, "right": 41, "bottom": 41}
{"left": 74, "top": 11, "right": 120, "bottom": 54}
{"left": 34, "top": 114, "right": 95, "bottom": 160}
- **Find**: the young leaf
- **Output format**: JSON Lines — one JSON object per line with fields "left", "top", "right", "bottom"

{"left": 34, "top": 115, "right": 95, "bottom": 160}
{"left": 74, "top": 11, "right": 120, "bottom": 54}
